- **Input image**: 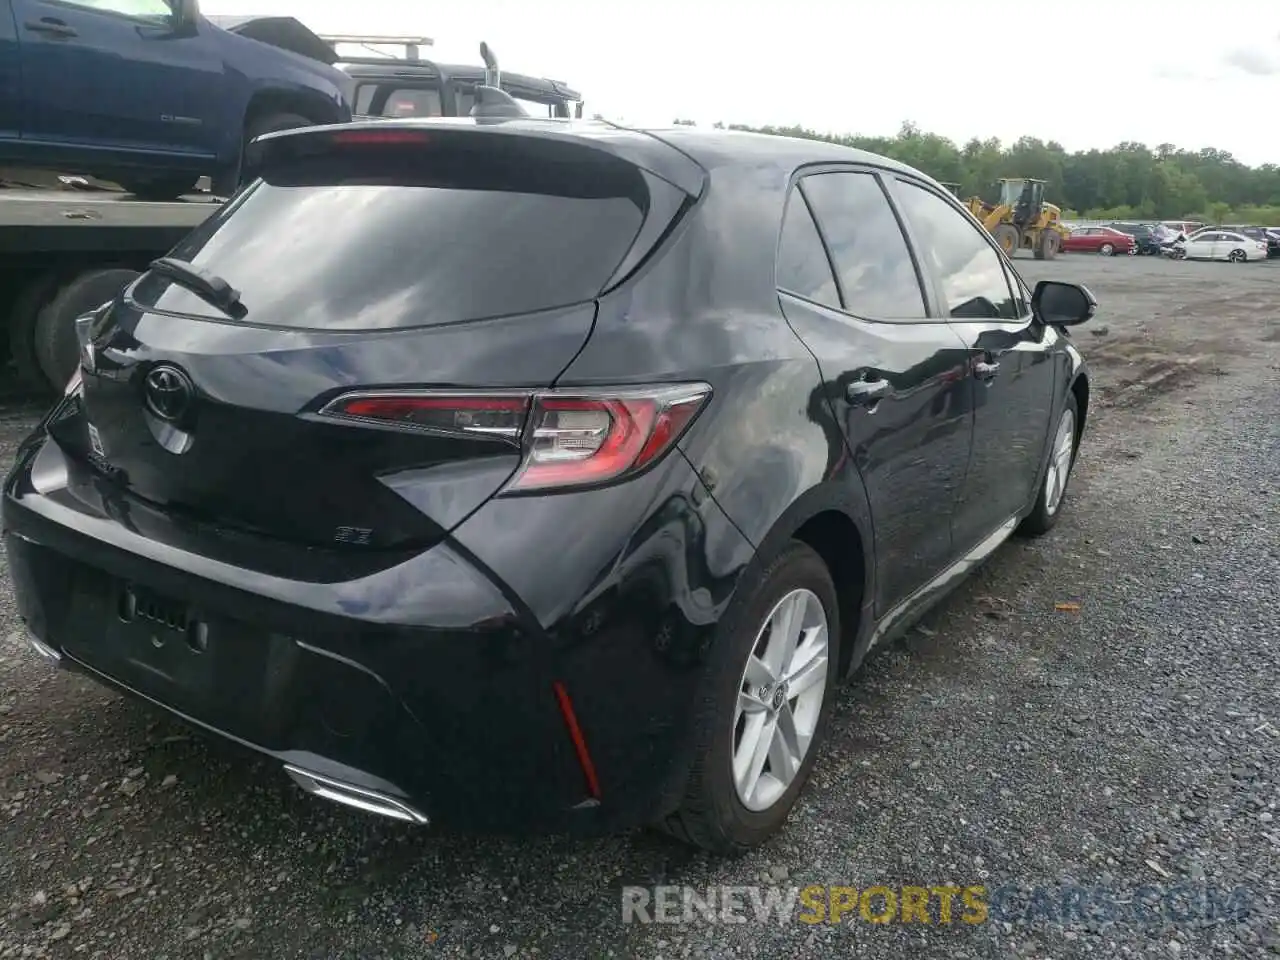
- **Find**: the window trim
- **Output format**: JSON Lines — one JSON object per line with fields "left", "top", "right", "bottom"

{"left": 779, "top": 162, "right": 942, "bottom": 325}
{"left": 771, "top": 181, "right": 841, "bottom": 311}
{"left": 889, "top": 174, "right": 1030, "bottom": 324}
{"left": 40, "top": 0, "right": 173, "bottom": 25}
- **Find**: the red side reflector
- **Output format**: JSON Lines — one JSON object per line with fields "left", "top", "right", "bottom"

{"left": 552, "top": 681, "right": 601, "bottom": 800}
{"left": 329, "top": 129, "right": 431, "bottom": 146}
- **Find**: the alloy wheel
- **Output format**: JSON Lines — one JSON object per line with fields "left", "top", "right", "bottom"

{"left": 732, "top": 588, "right": 830, "bottom": 812}
{"left": 1044, "top": 407, "right": 1076, "bottom": 516}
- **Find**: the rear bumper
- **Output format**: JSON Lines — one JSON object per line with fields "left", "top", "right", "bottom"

{"left": 3, "top": 433, "right": 752, "bottom": 834}
{"left": 4, "top": 520, "right": 591, "bottom": 831}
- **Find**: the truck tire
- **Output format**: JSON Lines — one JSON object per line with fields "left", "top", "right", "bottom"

{"left": 212, "top": 111, "right": 315, "bottom": 197}
{"left": 992, "top": 224, "right": 1021, "bottom": 258}
{"left": 8, "top": 273, "right": 62, "bottom": 393}
{"left": 34, "top": 268, "right": 141, "bottom": 390}
{"left": 1035, "top": 229, "right": 1061, "bottom": 261}
{"left": 115, "top": 175, "right": 200, "bottom": 201}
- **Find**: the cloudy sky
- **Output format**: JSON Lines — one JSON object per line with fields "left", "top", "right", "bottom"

{"left": 204, "top": 0, "right": 1280, "bottom": 166}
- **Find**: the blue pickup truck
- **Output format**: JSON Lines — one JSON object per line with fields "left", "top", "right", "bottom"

{"left": 0, "top": 0, "right": 353, "bottom": 199}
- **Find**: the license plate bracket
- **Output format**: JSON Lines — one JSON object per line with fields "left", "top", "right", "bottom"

{"left": 61, "top": 575, "right": 293, "bottom": 741}
{"left": 104, "top": 582, "right": 215, "bottom": 697}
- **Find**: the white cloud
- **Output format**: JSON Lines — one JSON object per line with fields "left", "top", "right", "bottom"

{"left": 204, "top": 0, "right": 1280, "bottom": 166}
{"left": 1223, "top": 47, "right": 1280, "bottom": 76}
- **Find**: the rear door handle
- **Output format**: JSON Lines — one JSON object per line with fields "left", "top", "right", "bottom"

{"left": 25, "top": 18, "right": 78, "bottom": 37}
{"left": 846, "top": 377, "right": 890, "bottom": 406}
{"left": 974, "top": 360, "right": 1001, "bottom": 381}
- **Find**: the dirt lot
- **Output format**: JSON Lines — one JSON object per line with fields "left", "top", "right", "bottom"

{"left": 1015, "top": 252, "right": 1280, "bottom": 407}
{"left": 0, "top": 254, "right": 1277, "bottom": 959}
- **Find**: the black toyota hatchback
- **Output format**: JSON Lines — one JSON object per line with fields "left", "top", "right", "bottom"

{"left": 2, "top": 115, "right": 1096, "bottom": 854}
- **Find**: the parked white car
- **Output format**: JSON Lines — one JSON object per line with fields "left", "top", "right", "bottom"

{"left": 1174, "top": 230, "right": 1269, "bottom": 262}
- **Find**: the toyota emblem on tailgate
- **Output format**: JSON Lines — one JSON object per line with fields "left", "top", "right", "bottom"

{"left": 144, "top": 364, "right": 195, "bottom": 423}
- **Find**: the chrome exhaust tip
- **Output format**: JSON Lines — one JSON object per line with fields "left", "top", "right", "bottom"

{"left": 283, "top": 765, "right": 428, "bottom": 825}
{"left": 26, "top": 629, "right": 62, "bottom": 664}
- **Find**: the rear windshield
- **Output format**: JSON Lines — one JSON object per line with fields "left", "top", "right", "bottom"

{"left": 130, "top": 133, "right": 651, "bottom": 330}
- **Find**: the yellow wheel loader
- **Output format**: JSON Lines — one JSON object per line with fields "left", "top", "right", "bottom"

{"left": 961, "top": 178, "right": 1071, "bottom": 260}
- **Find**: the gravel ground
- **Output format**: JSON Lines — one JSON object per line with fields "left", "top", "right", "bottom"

{"left": 0, "top": 255, "right": 1277, "bottom": 959}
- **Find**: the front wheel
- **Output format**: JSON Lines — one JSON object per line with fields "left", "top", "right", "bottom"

{"left": 1017, "top": 393, "right": 1080, "bottom": 538}
{"left": 992, "top": 224, "right": 1021, "bottom": 257}
{"left": 658, "top": 541, "right": 840, "bottom": 854}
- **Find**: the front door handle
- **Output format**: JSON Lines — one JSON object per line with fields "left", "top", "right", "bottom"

{"left": 974, "top": 360, "right": 1001, "bottom": 381}
{"left": 846, "top": 377, "right": 890, "bottom": 406}
{"left": 25, "top": 18, "right": 78, "bottom": 38}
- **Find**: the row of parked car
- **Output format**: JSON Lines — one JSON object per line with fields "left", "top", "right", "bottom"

{"left": 1061, "top": 221, "right": 1280, "bottom": 261}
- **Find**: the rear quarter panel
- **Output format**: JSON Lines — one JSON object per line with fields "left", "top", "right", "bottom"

{"left": 554, "top": 160, "right": 875, "bottom": 600}
{"left": 449, "top": 161, "right": 875, "bottom": 818}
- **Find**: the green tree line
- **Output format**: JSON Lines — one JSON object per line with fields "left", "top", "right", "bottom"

{"left": 667, "top": 119, "right": 1280, "bottom": 225}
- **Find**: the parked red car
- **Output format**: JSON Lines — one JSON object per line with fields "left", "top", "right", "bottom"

{"left": 1062, "top": 226, "right": 1136, "bottom": 256}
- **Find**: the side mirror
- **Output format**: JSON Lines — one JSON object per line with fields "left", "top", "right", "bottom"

{"left": 171, "top": 0, "right": 199, "bottom": 28}
{"left": 1032, "top": 280, "right": 1097, "bottom": 327}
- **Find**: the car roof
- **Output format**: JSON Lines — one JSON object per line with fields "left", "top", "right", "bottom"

{"left": 640, "top": 125, "right": 924, "bottom": 176}
{"left": 258, "top": 119, "right": 934, "bottom": 198}
{"left": 252, "top": 119, "right": 954, "bottom": 319}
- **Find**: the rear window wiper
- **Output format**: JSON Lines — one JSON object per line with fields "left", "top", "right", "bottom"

{"left": 149, "top": 257, "right": 247, "bottom": 319}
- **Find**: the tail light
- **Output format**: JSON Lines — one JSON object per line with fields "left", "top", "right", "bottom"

{"left": 317, "top": 384, "right": 711, "bottom": 493}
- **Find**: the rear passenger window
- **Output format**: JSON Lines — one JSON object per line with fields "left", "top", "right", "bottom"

{"left": 776, "top": 192, "right": 839, "bottom": 307}
{"left": 892, "top": 181, "right": 1020, "bottom": 320}
{"left": 799, "top": 172, "right": 927, "bottom": 320}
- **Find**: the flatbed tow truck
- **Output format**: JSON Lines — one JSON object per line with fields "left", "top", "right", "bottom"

{"left": 1, "top": 36, "right": 582, "bottom": 396}
{"left": 0, "top": 172, "right": 221, "bottom": 394}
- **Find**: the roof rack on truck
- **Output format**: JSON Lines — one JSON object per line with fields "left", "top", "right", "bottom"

{"left": 319, "top": 34, "right": 435, "bottom": 62}
{"left": 334, "top": 40, "right": 585, "bottom": 121}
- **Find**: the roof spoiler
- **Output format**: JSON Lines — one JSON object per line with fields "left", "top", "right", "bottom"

{"left": 470, "top": 42, "right": 527, "bottom": 121}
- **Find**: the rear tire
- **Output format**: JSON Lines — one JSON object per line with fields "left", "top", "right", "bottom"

{"left": 657, "top": 541, "right": 840, "bottom": 854}
{"left": 1017, "top": 392, "right": 1080, "bottom": 538}
{"left": 1228, "top": 249, "right": 1246, "bottom": 263}
{"left": 7, "top": 273, "right": 62, "bottom": 393}
{"left": 33, "top": 269, "right": 141, "bottom": 390}
{"left": 212, "top": 111, "right": 314, "bottom": 197}
{"left": 1099, "top": 242, "right": 1115, "bottom": 256}
{"left": 1034, "top": 229, "right": 1061, "bottom": 260}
